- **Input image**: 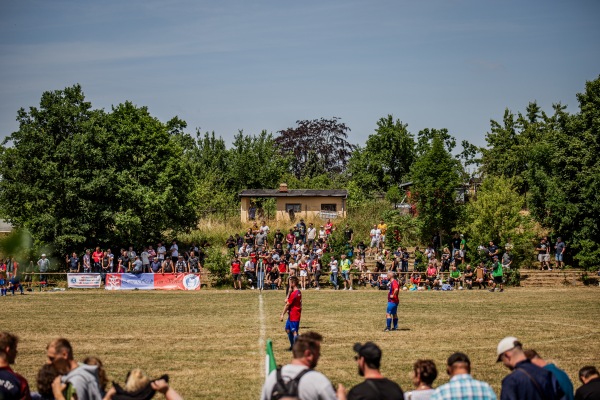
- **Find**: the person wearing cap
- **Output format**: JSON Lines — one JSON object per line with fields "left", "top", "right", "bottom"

{"left": 489, "top": 255, "right": 504, "bottom": 292}
{"left": 37, "top": 253, "right": 50, "bottom": 288}
{"left": 430, "top": 352, "right": 496, "bottom": 400}
{"left": 384, "top": 271, "right": 400, "bottom": 332}
{"left": 524, "top": 349, "right": 574, "bottom": 400}
{"left": 575, "top": 366, "right": 600, "bottom": 400}
{"left": 337, "top": 342, "right": 404, "bottom": 400}
{"left": 496, "top": 336, "right": 563, "bottom": 400}
{"left": 261, "top": 331, "right": 337, "bottom": 400}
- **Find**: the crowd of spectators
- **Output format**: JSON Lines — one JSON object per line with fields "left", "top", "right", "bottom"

{"left": 261, "top": 332, "right": 599, "bottom": 400}
{"left": 225, "top": 219, "right": 522, "bottom": 292}
{"left": 1, "top": 332, "right": 183, "bottom": 400}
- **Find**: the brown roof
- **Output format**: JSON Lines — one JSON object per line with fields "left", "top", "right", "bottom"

{"left": 239, "top": 189, "right": 348, "bottom": 198}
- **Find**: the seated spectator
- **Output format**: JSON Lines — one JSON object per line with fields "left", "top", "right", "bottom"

{"left": 425, "top": 263, "right": 439, "bottom": 290}
{"left": 448, "top": 266, "right": 462, "bottom": 287}
{"left": 244, "top": 258, "right": 256, "bottom": 290}
{"left": 266, "top": 265, "right": 281, "bottom": 290}
{"left": 404, "top": 359, "right": 438, "bottom": 400}
{"left": 575, "top": 365, "right": 600, "bottom": 400}
{"left": 375, "top": 254, "right": 386, "bottom": 272}
{"left": 463, "top": 265, "right": 474, "bottom": 290}
{"left": 474, "top": 262, "right": 487, "bottom": 289}
{"left": 410, "top": 273, "right": 422, "bottom": 287}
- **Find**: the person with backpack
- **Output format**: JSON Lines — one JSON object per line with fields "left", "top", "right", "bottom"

{"left": 261, "top": 331, "right": 337, "bottom": 400}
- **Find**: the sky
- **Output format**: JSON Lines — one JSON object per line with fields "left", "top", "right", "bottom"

{"left": 1, "top": 0, "right": 599, "bottom": 149}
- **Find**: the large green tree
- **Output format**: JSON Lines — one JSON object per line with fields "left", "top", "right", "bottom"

{"left": 348, "top": 115, "right": 414, "bottom": 193}
{"left": 0, "top": 85, "right": 197, "bottom": 254}
{"left": 410, "top": 132, "right": 463, "bottom": 242}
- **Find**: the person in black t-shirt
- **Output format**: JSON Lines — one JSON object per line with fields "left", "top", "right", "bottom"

{"left": 338, "top": 342, "right": 404, "bottom": 400}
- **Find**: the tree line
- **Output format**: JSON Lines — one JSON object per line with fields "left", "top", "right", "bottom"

{"left": 0, "top": 76, "right": 598, "bottom": 269}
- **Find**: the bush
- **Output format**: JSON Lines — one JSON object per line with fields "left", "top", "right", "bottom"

{"left": 204, "top": 247, "right": 232, "bottom": 287}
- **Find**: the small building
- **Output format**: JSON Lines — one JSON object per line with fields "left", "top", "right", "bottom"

{"left": 239, "top": 184, "right": 348, "bottom": 222}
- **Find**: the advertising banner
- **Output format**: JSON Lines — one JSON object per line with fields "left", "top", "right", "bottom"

{"left": 105, "top": 273, "right": 201, "bottom": 291}
{"left": 67, "top": 273, "right": 102, "bottom": 289}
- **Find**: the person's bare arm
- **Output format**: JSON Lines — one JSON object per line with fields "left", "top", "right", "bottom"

{"left": 151, "top": 379, "right": 183, "bottom": 400}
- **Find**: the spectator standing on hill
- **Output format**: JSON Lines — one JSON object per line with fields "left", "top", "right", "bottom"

{"left": 281, "top": 276, "right": 302, "bottom": 350}
{"left": 344, "top": 224, "right": 354, "bottom": 243}
{"left": 404, "top": 359, "right": 438, "bottom": 400}
{"left": 384, "top": 272, "right": 400, "bottom": 332}
{"left": 378, "top": 219, "right": 388, "bottom": 250}
{"left": 431, "top": 352, "right": 496, "bottom": 400}
{"left": 188, "top": 251, "right": 200, "bottom": 273}
{"left": 82, "top": 249, "right": 91, "bottom": 273}
{"left": 452, "top": 233, "right": 461, "bottom": 260}
{"left": 66, "top": 252, "right": 80, "bottom": 273}
{"left": 489, "top": 256, "right": 504, "bottom": 292}
{"left": 329, "top": 256, "right": 339, "bottom": 290}
{"left": 555, "top": 237, "right": 566, "bottom": 269}
{"left": 156, "top": 242, "right": 166, "bottom": 262}
{"left": 231, "top": 256, "right": 242, "bottom": 290}
{"left": 338, "top": 341, "right": 404, "bottom": 400}
{"left": 297, "top": 219, "right": 307, "bottom": 243}
{"left": 497, "top": 336, "right": 563, "bottom": 400}
{"left": 524, "top": 349, "right": 574, "bottom": 400}
{"left": 37, "top": 254, "right": 50, "bottom": 288}
{"left": 117, "top": 250, "right": 129, "bottom": 273}
{"left": 402, "top": 248, "right": 409, "bottom": 273}
{"left": 306, "top": 223, "right": 317, "bottom": 248}
{"left": 502, "top": 249, "right": 513, "bottom": 271}
{"left": 244, "top": 258, "right": 256, "bottom": 290}
{"left": 170, "top": 241, "right": 179, "bottom": 263}
{"left": 92, "top": 247, "right": 103, "bottom": 273}
{"left": 340, "top": 254, "right": 352, "bottom": 290}
{"left": 536, "top": 238, "right": 550, "bottom": 270}
{"left": 575, "top": 366, "right": 600, "bottom": 400}
{"left": 460, "top": 234, "right": 467, "bottom": 260}
{"left": 0, "top": 332, "right": 31, "bottom": 400}
{"left": 487, "top": 241, "right": 499, "bottom": 262}
{"left": 174, "top": 256, "right": 187, "bottom": 274}
{"left": 261, "top": 332, "right": 337, "bottom": 400}
{"left": 370, "top": 225, "right": 381, "bottom": 254}
{"left": 140, "top": 247, "right": 150, "bottom": 273}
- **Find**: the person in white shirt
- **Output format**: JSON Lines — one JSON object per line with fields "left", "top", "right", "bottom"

{"left": 156, "top": 242, "right": 166, "bottom": 261}
{"left": 328, "top": 256, "right": 339, "bottom": 290}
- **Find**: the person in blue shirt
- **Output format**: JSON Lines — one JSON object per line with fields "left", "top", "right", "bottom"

{"left": 525, "top": 349, "right": 574, "bottom": 400}
{"left": 497, "top": 336, "right": 563, "bottom": 400}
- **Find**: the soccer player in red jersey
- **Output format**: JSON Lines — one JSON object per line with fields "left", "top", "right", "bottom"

{"left": 280, "top": 276, "right": 302, "bottom": 350}
{"left": 384, "top": 271, "right": 400, "bottom": 331}
{"left": 0, "top": 332, "right": 31, "bottom": 400}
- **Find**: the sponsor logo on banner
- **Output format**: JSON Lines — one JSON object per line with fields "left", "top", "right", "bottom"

{"left": 104, "top": 273, "right": 200, "bottom": 290}
{"left": 105, "top": 274, "right": 122, "bottom": 290}
{"left": 67, "top": 274, "right": 102, "bottom": 289}
{"left": 183, "top": 274, "right": 200, "bottom": 290}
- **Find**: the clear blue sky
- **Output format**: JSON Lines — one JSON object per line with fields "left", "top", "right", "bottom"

{"left": 1, "top": 0, "right": 598, "bottom": 148}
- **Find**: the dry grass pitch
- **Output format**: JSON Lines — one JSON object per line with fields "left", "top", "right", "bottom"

{"left": 4, "top": 286, "right": 600, "bottom": 399}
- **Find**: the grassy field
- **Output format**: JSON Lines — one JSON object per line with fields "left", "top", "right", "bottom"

{"left": 4, "top": 286, "right": 600, "bottom": 399}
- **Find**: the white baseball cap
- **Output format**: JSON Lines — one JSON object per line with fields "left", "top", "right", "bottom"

{"left": 496, "top": 336, "right": 520, "bottom": 362}
{"left": 41, "top": 254, "right": 46, "bottom": 257}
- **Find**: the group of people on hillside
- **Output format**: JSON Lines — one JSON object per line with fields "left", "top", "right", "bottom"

{"left": 0, "top": 331, "right": 183, "bottom": 400}
{"left": 261, "top": 332, "right": 600, "bottom": 400}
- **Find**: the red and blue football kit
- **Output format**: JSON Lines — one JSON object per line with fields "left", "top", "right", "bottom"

{"left": 287, "top": 289, "right": 302, "bottom": 322}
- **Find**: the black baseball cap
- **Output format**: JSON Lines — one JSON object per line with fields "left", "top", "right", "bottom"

{"left": 353, "top": 342, "right": 382, "bottom": 367}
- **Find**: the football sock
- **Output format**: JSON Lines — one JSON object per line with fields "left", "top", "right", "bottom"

{"left": 393, "top": 318, "right": 398, "bottom": 329}
{"left": 386, "top": 318, "right": 392, "bottom": 329}
{"left": 288, "top": 332, "right": 294, "bottom": 347}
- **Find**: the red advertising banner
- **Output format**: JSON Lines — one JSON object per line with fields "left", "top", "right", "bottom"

{"left": 154, "top": 273, "right": 201, "bottom": 290}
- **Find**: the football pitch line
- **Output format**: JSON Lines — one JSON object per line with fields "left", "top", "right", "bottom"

{"left": 258, "top": 292, "right": 266, "bottom": 379}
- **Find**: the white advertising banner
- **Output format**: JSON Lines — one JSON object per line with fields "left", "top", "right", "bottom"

{"left": 67, "top": 273, "right": 102, "bottom": 289}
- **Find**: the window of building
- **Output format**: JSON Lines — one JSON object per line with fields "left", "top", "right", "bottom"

{"left": 321, "top": 204, "right": 337, "bottom": 212}
{"left": 286, "top": 204, "right": 302, "bottom": 213}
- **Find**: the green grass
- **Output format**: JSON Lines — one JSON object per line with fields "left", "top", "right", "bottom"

{"left": 4, "top": 286, "right": 600, "bottom": 399}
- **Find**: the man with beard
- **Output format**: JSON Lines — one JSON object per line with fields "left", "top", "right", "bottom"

{"left": 338, "top": 342, "right": 403, "bottom": 400}
{"left": 261, "top": 331, "right": 337, "bottom": 400}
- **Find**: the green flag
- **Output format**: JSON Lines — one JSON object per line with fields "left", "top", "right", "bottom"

{"left": 265, "top": 339, "right": 277, "bottom": 377}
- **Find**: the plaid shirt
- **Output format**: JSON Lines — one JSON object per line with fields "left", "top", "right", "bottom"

{"left": 431, "top": 374, "right": 497, "bottom": 400}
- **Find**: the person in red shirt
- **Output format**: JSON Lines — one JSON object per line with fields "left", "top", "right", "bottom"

{"left": 281, "top": 276, "right": 302, "bottom": 350}
{"left": 0, "top": 332, "right": 31, "bottom": 400}
{"left": 384, "top": 272, "right": 399, "bottom": 332}
{"left": 230, "top": 256, "right": 242, "bottom": 290}
{"left": 92, "top": 247, "right": 104, "bottom": 273}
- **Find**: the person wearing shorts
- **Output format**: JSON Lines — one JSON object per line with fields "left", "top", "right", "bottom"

{"left": 490, "top": 256, "right": 504, "bottom": 292}
{"left": 231, "top": 256, "right": 242, "bottom": 290}
{"left": 384, "top": 272, "right": 399, "bottom": 331}
{"left": 555, "top": 237, "right": 566, "bottom": 269}
{"left": 281, "top": 276, "right": 302, "bottom": 350}
{"left": 340, "top": 254, "right": 352, "bottom": 290}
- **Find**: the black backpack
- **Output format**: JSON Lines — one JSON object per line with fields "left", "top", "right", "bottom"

{"left": 271, "top": 366, "right": 312, "bottom": 400}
